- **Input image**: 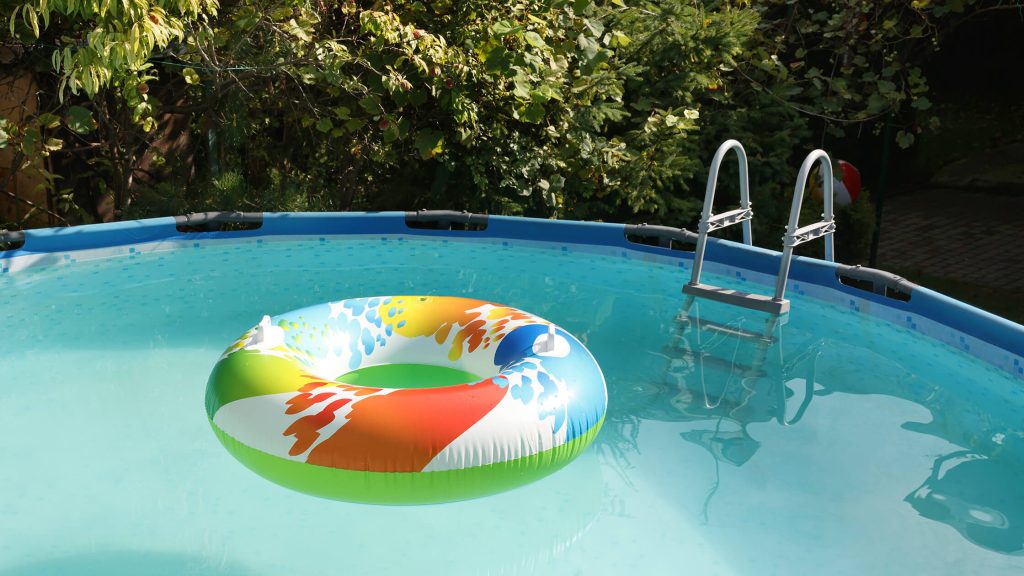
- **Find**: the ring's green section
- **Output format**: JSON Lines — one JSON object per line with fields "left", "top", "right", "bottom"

{"left": 335, "top": 364, "right": 482, "bottom": 389}
{"left": 209, "top": 417, "right": 605, "bottom": 505}
{"left": 206, "top": 350, "right": 309, "bottom": 415}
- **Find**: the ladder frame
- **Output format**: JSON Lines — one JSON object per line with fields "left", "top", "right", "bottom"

{"left": 772, "top": 150, "right": 836, "bottom": 306}
{"left": 684, "top": 142, "right": 837, "bottom": 316}
{"left": 688, "top": 139, "right": 753, "bottom": 285}
{"left": 684, "top": 140, "right": 785, "bottom": 313}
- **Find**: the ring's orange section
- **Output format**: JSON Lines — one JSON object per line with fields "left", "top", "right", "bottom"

{"left": 306, "top": 379, "right": 509, "bottom": 472}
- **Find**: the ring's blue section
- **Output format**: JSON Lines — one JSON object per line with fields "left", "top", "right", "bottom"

{"left": 495, "top": 324, "right": 607, "bottom": 443}
{"left": 3, "top": 212, "right": 1022, "bottom": 369}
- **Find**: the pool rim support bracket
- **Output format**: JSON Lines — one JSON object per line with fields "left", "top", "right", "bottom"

{"left": 623, "top": 223, "right": 699, "bottom": 250}
{"left": 0, "top": 229, "right": 26, "bottom": 248}
{"left": 835, "top": 264, "right": 916, "bottom": 301}
{"left": 174, "top": 211, "right": 264, "bottom": 232}
{"left": 404, "top": 209, "right": 488, "bottom": 231}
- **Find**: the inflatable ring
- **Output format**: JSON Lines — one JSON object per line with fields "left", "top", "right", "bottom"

{"left": 205, "top": 296, "right": 607, "bottom": 504}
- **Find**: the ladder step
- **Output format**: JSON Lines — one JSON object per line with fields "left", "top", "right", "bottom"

{"left": 683, "top": 283, "right": 790, "bottom": 315}
{"left": 697, "top": 320, "right": 776, "bottom": 344}
{"left": 706, "top": 207, "right": 753, "bottom": 231}
{"left": 786, "top": 220, "right": 836, "bottom": 247}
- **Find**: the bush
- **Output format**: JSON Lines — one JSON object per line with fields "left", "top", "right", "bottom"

{"left": 1, "top": 0, "right": 996, "bottom": 232}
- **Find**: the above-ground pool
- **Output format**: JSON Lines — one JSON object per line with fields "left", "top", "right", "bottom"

{"left": 2, "top": 212, "right": 1022, "bottom": 575}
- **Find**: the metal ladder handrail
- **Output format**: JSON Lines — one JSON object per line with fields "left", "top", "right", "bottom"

{"left": 685, "top": 139, "right": 788, "bottom": 315}
{"left": 684, "top": 142, "right": 838, "bottom": 316}
{"left": 772, "top": 150, "right": 836, "bottom": 305}
{"left": 688, "top": 139, "right": 753, "bottom": 286}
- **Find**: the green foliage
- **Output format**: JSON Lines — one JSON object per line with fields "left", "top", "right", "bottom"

{"left": 0, "top": 0, "right": 1008, "bottom": 244}
{"left": 736, "top": 0, "right": 997, "bottom": 149}
{"left": 7, "top": 0, "right": 215, "bottom": 96}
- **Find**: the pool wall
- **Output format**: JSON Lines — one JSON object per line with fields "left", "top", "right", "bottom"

{"left": 2, "top": 212, "right": 1022, "bottom": 378}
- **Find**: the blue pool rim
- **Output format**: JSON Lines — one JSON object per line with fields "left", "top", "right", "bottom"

{"left": 2, "top": 211, "right": 1022, "bottom": 378}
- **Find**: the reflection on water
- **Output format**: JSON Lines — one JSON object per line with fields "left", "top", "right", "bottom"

{"left": 597, "top": 301, "right": 820, "bottom": 466}
{"left": 592, "top": 294, "right": 1024, "bottom": 556}
{"left": 907, "top": 451, "right": 1024, "bottom": 555}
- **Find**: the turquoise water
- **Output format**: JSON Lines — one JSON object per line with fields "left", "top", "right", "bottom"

{"left": 1, "top": 236, "right": 1022, "bottom": 575}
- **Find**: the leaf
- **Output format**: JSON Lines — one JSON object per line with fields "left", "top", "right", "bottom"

{"left": 911, "top": 97, "right": 932, "bottom": 111}
{"left": 315, "top": 117, "right": 333, "bottom": 132}
{"left": 524, "top": 31, "right": 547, "bottom": 49}
{"left": 21, "top": 127, "right": 38, "bottom": 156}
{"left": 531, "top": 84, "right": 559, "bottom": 103}
{"left": 876, "top": 79, "right": 897, "bottom": 94}
{"left": 577, "top": 34, "right": 599, "bottom": 61}
{"left": 490, "top": 21, "right": 522, "bottom": 37}
{"left": 9, "top": 5, "right": 18, "bottom": 37}
{"left": 573, "top": 0, "right": 593, "bottom": 12}
{"left": 66, "top": 105, "right": 95, "bottom": 134}
{"left": 517, "top": 102, "right": 546, "bottom": 124}
{"left": 513, "top": 80, "right": 531, "bottom": 99}
{"left": 484, "top": 45, "right": 512, "bottom": 73}
{"left": 287, "top": 18, "right": 313, "bottom": 42}
{"left": 895, "top": 130, "right": 915, "bottom": 149}
{"left": 583, "top": 18, "right": 604, "bottom": 37}
{"left": 182, "top": 67, "right": 200, "bottom": 85}
{"left": 414, "top": 129, "right": 444, "bottom": 159}
{"left": 359, "top": 95, "right": 381, "bottom": 113}
{"left": 25, "top": 6, "right": 39, "bottom": 38}
{"left": 37, "top": 113, "right": 60, "bottom": 128}
{"left": 866, "top": 92, "right": 889, "bottom": 114}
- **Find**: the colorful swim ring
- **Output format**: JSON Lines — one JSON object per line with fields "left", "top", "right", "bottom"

{"left": 205, "top": 296, "right": 607, "bottom": 504}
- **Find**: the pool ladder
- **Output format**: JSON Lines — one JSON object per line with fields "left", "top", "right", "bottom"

{"left": 683, "top": 140, "right": 836, "bottom": 315}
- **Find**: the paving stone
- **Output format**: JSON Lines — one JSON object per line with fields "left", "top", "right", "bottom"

{"left": 875, "top": 188, "right": 1024, "bottom": 290}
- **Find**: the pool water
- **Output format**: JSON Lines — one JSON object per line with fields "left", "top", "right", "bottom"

{"left": 1, "top": 236, "right": 1022, "bottom": 575}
